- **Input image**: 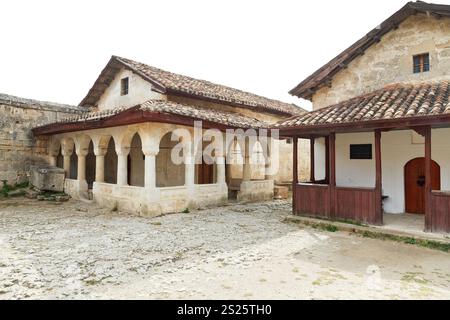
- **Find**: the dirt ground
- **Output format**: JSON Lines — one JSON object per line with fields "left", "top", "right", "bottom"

{"left": 1, "top": 198, "right": 450, "bottom": 300}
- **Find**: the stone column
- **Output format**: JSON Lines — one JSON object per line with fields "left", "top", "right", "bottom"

{"left": 185, "top": 148, "right": 195, "bottom": 188}
{"left": 264, "top": 156, "right": 273, "bottom": 180}
{"left": 216, "top": 155, "right": 226, "bottom": 185}
{"left": 144, "top": 152, "right": 157, "bottom": 189}
{"left": 116, "top": 150, "right": 129, "bottom": 186}
{"left": 95, "top": 154, "right": 105, "bottom": 183}
{"left": 243, "top": 139, "right": 252, "bottom": 181}
{"left": 62, "top": 151, "right": 72, "bottom": 178}
{"left": 76, "top": 150, "right": 88, "bottom": 183}
{"left": 264, "top": 140, "right": 273, "bottom": 181}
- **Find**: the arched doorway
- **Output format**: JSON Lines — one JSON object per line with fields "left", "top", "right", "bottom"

{"left": 104, "top": 137, "right": 118, "bottom": 184}
{"left": 86, "top": 140, "right": 96, "bottom": 189}
{"left": 127, "top": 133, "right": 145, "bottom": 187}
{"left": 404, "top": 157, "right": 440, "bottom": 214}
{"left": 56, "top": 146, "right": 64, "bottom": 169}
{"left": 69, "top": 152, "right": 78, "bottom": 179}
{"left": 156, "top": 132, "right": 185, "bottom": 187}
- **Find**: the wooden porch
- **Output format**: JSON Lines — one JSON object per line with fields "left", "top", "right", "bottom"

{"left": 290, "top": 127, "right": 450, "bottom": 233}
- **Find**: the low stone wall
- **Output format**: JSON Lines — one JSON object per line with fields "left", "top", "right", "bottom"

{"left": 89, "top": 182, "right": 228, "bottom": 216}
{"left": 192, "top": 183, "right": 228, "bottom": 208}
{"left": 0, "top": 94, "right": 85, "bottom": 184}
{"left": 238, "top": 180, "right": 274, "bottom": 202}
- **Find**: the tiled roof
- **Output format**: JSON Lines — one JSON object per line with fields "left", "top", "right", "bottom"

{"left": 80, "top": 56, "right": 305, "bottom": 116}
{"left": 0, "top": 93, "right": 85, "bottom": 113}
{"left": 276, "top": 81, "right": 450, "bottom": 128}
{"left": 36, "top": 100, "right": 268, "bottom": 131}
{"left": 140, "top": 100, "right": 267, "bottom": 128}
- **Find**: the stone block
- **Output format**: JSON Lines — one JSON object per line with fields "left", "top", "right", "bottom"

{"left": 274, "top": 186, "right": 289, "bottom": 200}
{"left": 30, "top": 165, "right": 65, "bottom": 192}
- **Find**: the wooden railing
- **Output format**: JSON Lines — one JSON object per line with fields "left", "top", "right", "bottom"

{"left": 294, "top": 183, "right": 330, "bottom": 218}
{"left": 335, "top": 187, "right": 379, "bottom": 224}
{"left": 294, "top": 184, "right": 382, "bottom": 225}
{"left": 430, "top": 191, "right": 450, "bottom": 233}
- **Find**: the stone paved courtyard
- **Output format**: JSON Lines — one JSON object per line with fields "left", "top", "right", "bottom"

{"left": 1, "top": 198, "right": 450, "bottom": 300}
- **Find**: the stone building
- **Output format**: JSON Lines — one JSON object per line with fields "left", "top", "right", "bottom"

{"left": 0, "top": 94, "right": 85, "bottom": 184}
{"left": 279, "top": 1, "right": 450, "bottom": 233}
{"left": 25, "top": 56, "right": 307, "bottom": 215}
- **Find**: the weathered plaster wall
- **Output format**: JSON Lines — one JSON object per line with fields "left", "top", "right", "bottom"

{"left": 96, "top": 68, "right": 165, "bottom": 110}
{"left": 0, "top": 96, "right": 83, "bottom": 184}
{"left": 324, "top": 129, "right": 450, "bottom": 214}
{"left": 312, "top": 14, "right": 450, "bottom": 110}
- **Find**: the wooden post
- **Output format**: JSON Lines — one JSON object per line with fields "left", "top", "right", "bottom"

{"left": 374, "top": 130, "right": 383, "bottom": 225}
{"left": 310, "top": 138, "right": 315, "bottom": 183}
{"left": 329, "top": 133, "right": 336, "bottom": 218}
{"left": 325, "top": 137, "right": 330, "bottom": 184}
{"left": 424, "top": 126, "right": 432, "bottom": 231}
{"left": 293, "top": 137, "right": 298, "bottom": 214}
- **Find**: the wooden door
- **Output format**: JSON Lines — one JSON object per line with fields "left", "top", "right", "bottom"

{"left": 196, "top": 160, "right": 214, "bottom": 184}
{"left": 404, "top": 157, "right": 440, "bottom": 214}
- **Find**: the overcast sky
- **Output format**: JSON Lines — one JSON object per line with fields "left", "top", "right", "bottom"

{"left": 1, "top": 0, "right": 449, "bottom": 111}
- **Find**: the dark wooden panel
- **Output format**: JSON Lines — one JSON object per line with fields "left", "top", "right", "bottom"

{"left": 430, "top": 192, "right": 450, "bottom": 233}
{"left": 294, "top": 184, "right": 330, "bottom": 218}
{"left": 335, "top": 187, "right": 379, "bottom": 224}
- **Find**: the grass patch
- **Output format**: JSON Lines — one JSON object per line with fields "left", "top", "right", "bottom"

{"left": 1, "top": 180, "right": 30, "bottom": 198}
{"left": 182, "top": 208, "right": 190, "bottom": 213}
{"left": 287, "top": 215, "right": 450, "bottom": 253}
{"left": 360, "top": 230, "right": 450, "bottom": 253}
{"left": 308, "top": 222, "right": 339, "bottom": 233}
{"left": 324, "top": 224, "right": 338, "bottom": 232}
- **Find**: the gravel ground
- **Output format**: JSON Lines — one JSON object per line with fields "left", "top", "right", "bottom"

{"left": 1, "top": 198, "right": 450, "bottom": 300}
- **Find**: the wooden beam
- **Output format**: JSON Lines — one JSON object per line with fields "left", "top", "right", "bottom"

{"left": 293, "top": 137, "right": 298, "bottom": 213}
{"left": 412, "top": 126, "right": 428, "bottom": 137}
{"left": 374, "top": 130, "right": 383, "bottom": 225}
{"left": 278, "top": 113, "right": 450, "bottom": 137}
{"left": 325, "top": 136, "right": 330, "bottom": 184}
{"left": 310, "top": 138, "right": 315, "bottom": 183}
{"left": 329, "top": 133, "right": 336, "bottom": 218}
{"left": 424, "top": 126, "right": 432, "bottom": 231}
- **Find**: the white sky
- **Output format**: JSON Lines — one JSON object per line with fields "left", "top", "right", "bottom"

{"left": 1, "top": 0, "right": 449, "bottom": 111}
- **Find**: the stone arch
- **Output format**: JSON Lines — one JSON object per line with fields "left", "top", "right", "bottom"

{"left": 49, "top": 137, "right": 63, "bottom": 169}
{"left": 56, "top": 147, "right": 64, "bottom": 169}
{"left": 250, "top": 140, "right": 266, "bottom": 180}
{"left": 86, "top": 140, "right": 96, "bottom": 188}
{"left": 128, "top": 133, "right": 145, "bottom": 187}
{"left": 226, "top": 137, "right": 244, "bottom": 183}
{"left": 61, "top": 137, "right": 76, "bottom": 179}
{"left": 104, "top": 136, "right": 118, "bottom": 184}
{"left": 156, "top": 131, "right": 185, "bottom": 187}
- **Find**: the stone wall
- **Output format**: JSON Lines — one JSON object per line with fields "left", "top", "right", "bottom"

{"left": 312, "top": 14, "right": 450, "bottom": 110}
{"left": 0, "top": 94, "right": 84, "bottom": 184}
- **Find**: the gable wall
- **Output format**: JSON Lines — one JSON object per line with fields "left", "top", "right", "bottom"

{"left": 312, "top": 14, "right": 450, "bottom": 110}
{"left": 96, "top": 68, "right": 166, "bottom": 110}
{"left": 0, "top": 102, "right": 82, "bottom": 184}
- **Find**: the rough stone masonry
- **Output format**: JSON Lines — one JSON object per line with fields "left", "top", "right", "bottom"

{"left": 0, "top": 93, "right": 85, "bottom": 184}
